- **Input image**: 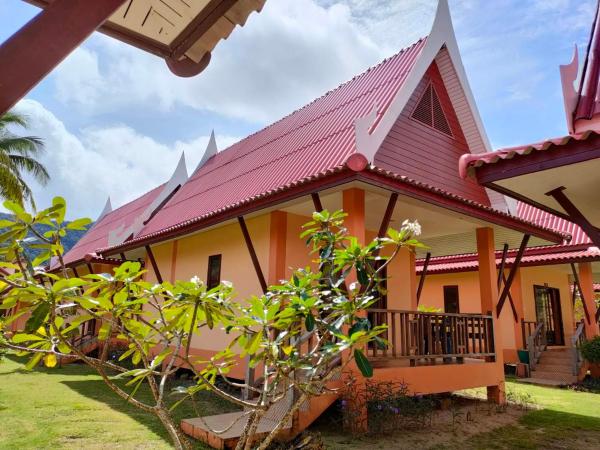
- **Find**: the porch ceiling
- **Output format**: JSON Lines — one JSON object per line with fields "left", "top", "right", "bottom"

{"left": 490, "top": 158, "right": 600, "bottom": 228}
{"left": 282, "top": 183, "right": 556, "bottom": 258}
{"left": 24, "top": 0, "right": 265, "bottom": 63}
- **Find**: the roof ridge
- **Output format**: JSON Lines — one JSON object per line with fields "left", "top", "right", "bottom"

{"left": 94, "top": 182, "right": 167, "bottom": 225}
{"left": 206, "top": 37, "right": 428, "bottom": 160}
{"left": 191, "top": 66, "right": 417, "bottom": 181}
{"left": 163, "top": 125, "right": 355, "bottom": 212}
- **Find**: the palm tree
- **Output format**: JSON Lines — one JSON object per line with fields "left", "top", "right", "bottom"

{"left": 0, "top": 112, "right": 49, "bottom": 208}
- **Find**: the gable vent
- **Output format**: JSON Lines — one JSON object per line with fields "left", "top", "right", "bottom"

{"left": 412, "top": 83, "right": 453, "bottom": 137}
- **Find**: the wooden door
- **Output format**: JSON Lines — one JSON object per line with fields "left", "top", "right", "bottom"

{"left": 534, "top": 285, "right": 564, "bottom": 346}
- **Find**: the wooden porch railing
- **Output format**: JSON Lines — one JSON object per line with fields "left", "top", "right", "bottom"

{"left": 366, "top": 309, "right": 495, "bottom": 364}
{"left": 571, "top": 320, "right": 586, "bottom": 376}
{"left": 525, "top": 322, "right": 546, "bottom": 370}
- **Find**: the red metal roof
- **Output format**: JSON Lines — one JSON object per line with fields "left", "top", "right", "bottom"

{"left": 458, "top": 131, "right": 599, "bottom": 179}
{"left": 575, "top": 0, "right": 600, "bottom": 122}
{"left": 63, "top": 183, "right": 166, "bottom": 265}
{"left": 417, "top": 246, "right": 600, "bottom": 274}
{"left": 134, "top": 38, "right": 428, "bottom": 238}
{"left": 516, "top": 202, "right": 590, "bottom": 246}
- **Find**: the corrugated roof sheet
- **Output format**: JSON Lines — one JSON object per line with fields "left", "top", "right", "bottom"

{"left": 63, "top": 184, "right": 166, "bottom": 265}
{"left": 458, "top": 131, "right": 599, "bottom": 178}
{"left": 517, "top": 202, "right": 590, "bottom": 246}
{"left": 417, "top": 245, "right": 600, "bottom": 274}
{"left": 138, "top": 38, "right": 428, "bottom": 237}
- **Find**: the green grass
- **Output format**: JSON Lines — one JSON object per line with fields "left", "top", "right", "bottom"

{"left": 0, "top": 356, "right": 236, "bottom": 449}
{"left": 1, "top": 356, "right": 599, "bottom": 449}
{"left": 459, "top": 380, "right": 600, "bottom": 449}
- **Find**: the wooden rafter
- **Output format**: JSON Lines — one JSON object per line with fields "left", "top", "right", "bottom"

{"left": 86, "top": 263, "right": 94, "bottom": 275}
{"left": 496, "top": 234, "right": 530, "bottom": 318}
{"left": 546, "top": 186, "right": 600, "bottom": 248}
{"left": 311, "top": 192, "right": 323, "bottom": 213}
{"left": 497, "top": 243, "right": 509, "bottom": 290}
{"left": 238, "top": 216, "right": 267, "bottom": 294}
{"left": 378, "top": 192, "right": 399, "bottom": 239}
{"left": 145, "top": 245, "right": 163, "bottom": 283}
{"left": 570, "top": 262, "right": 592, "bottom": 324}
{"left": 417, "top": 252, "right": 431, "bottom": 304}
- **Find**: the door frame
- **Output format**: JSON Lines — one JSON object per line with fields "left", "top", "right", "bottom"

{"left": 533, "top": 284, "right": 565, "bottom": 346}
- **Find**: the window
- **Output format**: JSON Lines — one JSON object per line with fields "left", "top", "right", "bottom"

{"left": 207, "top": 254, "right": 222, "bottom": 289}
{"left": 443, "top": 285, "right": 459, "bottom": 313}
{"left": 411, "top": 83, "right": 453, "bottom": 136}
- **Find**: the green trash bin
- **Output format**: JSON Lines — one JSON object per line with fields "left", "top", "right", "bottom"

{"left": 517, "top": 349, "right": 529, "bottom": 364}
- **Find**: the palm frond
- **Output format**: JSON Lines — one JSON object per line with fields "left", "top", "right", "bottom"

{"left": 0, "top": 112, "right": 29, "bottom": 129}
{"left": 0, "top": 135, "right": 45, "bottom": 156}
{"left": 6, "top": 155, "right": 50, "bottom": 185}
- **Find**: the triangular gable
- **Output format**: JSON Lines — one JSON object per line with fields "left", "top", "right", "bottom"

{"left": 355, "top": 0, "right": 508, "bottom": 211}
{"left": 374, "top": 61, "right": 491, "bottom": 205}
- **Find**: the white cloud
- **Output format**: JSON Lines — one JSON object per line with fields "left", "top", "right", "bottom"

{"left": 53, "top": 0, "right": 388, "bottom": 124}
{"left": 12, "top": 99, "right": 239, "bottom": 219}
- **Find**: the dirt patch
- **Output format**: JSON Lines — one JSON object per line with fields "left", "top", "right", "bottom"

{"left": 315, "top": 397, "right": 529, "bottom": 450}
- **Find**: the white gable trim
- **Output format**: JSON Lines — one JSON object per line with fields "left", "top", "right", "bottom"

{"left": 355, "top": 0, "right": 491, "bottom": 161}
{"left": 96, "top": 196, "right": 112, "bottom": 223}
{"left": 193, "top": 129, "right": 218, "bottom": 175}
{"left": 107, "top": 152, "right": 189, "bottom": 246}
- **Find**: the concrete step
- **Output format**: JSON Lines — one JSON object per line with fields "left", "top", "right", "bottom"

{"left": 534, "top": 364, "right": 574, "bottom": 374}
{"left": 529, "top": 370, "right": 576, "bottom": 384}
{"left": 539, "top": 354, "right": 572, "bottom": 363}
{"left": 519, "top": 378, "right": 567, "bottom": 387}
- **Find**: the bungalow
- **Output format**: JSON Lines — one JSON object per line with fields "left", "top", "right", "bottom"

{"left": 42, "top": 0, "right": 596, "bottom": 446}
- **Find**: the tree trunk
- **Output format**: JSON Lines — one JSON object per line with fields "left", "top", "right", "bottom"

{"left": 155, "top": 407, "right": 192, "bottom": 450}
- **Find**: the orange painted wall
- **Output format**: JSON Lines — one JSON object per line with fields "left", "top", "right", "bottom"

{"left": 421, "top": 265, "right": 576, "bottom": 363}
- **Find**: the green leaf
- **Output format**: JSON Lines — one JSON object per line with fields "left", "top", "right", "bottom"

{"left": 25, "top": 303, "right": 50, "bottom": 333}
{"left": 25, "top": 353, "right": 43, "bottom": 370}
{"left": 353, "top": 349, "right": 373, "bottom": 378}
{"left": 98, "top": 322, "right": 111, "bottom": 341}
{"left": 11, "top": 333, "right": 45, "bottom": 344}
{"left": 305, "top": 313, "right": 315, "bottom": 332}
{"left": 66, "top": 218, "right": 92, "bottom": 230}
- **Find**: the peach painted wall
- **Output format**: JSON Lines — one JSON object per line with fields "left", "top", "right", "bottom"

{"left": 420, "top": 265, "right": 576, "bottom": 362}
{"left": 519, "top": 266, "right": 574, "bottom": 344}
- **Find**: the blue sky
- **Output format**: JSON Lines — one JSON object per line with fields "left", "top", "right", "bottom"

{"left": 0, "top": 0, "right": 596, "bottom": 217}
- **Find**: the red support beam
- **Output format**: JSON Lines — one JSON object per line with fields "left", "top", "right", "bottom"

{"left": 416, "top": 252, "right": 431, "bottom": 304}
{"left": 570, "top": 263, "right": 592, "bottom": 324}
{"left": 0, "top": 0, "right": 126, "bottom": 115}
{"left": 145, "top": 245, "right": 163, "bottom": 284}
{"left": 501, "top": 272, "right": 519, "bottom": 322}
{"left": 238, "top": 216, "right": 268, "bottom": 294}
{"left": 546, "top": 186, "right": 600, "bottom": 248}
{"left": 311, "top": 192, "right": 323, "bottom": 213}
{"left": 497, "top": 243, "right": 509, "bottom": 290}
{"left": 377, "top": 193, "right": 398, "bottom": 239}
{"left": 497, "top": 234, "right": 530, "bottom": 318}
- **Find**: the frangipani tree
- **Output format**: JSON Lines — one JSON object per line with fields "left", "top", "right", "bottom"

{"left": 0, "top": 198, "right": 423, "bottom": 450}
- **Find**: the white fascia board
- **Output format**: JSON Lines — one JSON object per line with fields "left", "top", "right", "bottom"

{"left": 355, "top": 0, "right": 492, "bottom": 161}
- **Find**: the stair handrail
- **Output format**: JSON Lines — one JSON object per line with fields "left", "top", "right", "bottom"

{"left": 571, "top": 320, "right": 586, "bottom": 376}
{"left": 527, "top": 321, "right": 546, "bottom": 370}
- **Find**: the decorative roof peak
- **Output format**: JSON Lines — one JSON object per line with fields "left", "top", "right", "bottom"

{"left": 560, "top": 0, "right": 600, "bottom": 134}
{"left": 194, "top": 130, "right": 218, "bottom": 174}
{"left": 97, "top": 196, "right": 112, "bottom": 222}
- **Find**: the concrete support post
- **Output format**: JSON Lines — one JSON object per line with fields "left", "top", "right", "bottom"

{"left": 342, "top": 188, "right": 367, "bottom": 430}
{"left": 476, "top": 227, "right": 506, "bottom": 404}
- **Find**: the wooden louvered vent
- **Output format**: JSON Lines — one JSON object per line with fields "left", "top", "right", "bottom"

{"left": 412, "top": 83, "right": 453, "bottom": 136}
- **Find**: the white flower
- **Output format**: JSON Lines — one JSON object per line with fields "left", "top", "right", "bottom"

{"left": 402, "top": 219, "right": 422, "bottom": 237}
{"left": 190, "top": 276, "right": 201, "bottom": 285}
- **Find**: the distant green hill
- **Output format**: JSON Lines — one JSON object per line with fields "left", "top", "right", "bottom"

{"left": 0, "top": 212, "right": 90, "bottom": 259}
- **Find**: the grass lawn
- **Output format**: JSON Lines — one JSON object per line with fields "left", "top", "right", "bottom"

{"left": 1, "top": 356, "right": 599, "bottom": 449}
{"left": 0, "top": 356, "right": 236, "bottom": 449}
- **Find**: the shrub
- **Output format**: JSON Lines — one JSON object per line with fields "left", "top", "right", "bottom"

{"left": 580, "top": 336, "right": 600, "bottom": 364}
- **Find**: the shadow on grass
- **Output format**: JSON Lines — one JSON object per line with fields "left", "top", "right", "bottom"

{"left": 465, "top": 409, "right": 600, "bottom": 450}
{"left": 59, "top": 364, "right": 238, "bottom": 449}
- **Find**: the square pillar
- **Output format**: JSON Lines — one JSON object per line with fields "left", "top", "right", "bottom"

{"left": 343, "top": 188, "right": 366, "bottom": 245}
{"left": 476, "top": 227, "right": 505, "bottom": 404}
{"left": 268, "top": 211, "right": 288, "bottom": 285}
{"left": 396, "top": 248, "right": 417, "bottom": 310}
{"left": 578, "top": 262, "right": 600, "bottom": 337}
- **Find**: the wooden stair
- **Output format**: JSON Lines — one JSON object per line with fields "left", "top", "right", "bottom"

{"left": 522, "top": 347, "right": 577, "bottom": 386}
{"left": 181, "top": 379, "right": 342, "bottom": 449}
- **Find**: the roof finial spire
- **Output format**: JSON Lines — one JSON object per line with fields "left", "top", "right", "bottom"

{"left": 97, "top": 196, "right": 112, "bottom": 222}
{"left": 194, "top": 130, "right": 218, "bottom": 174}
